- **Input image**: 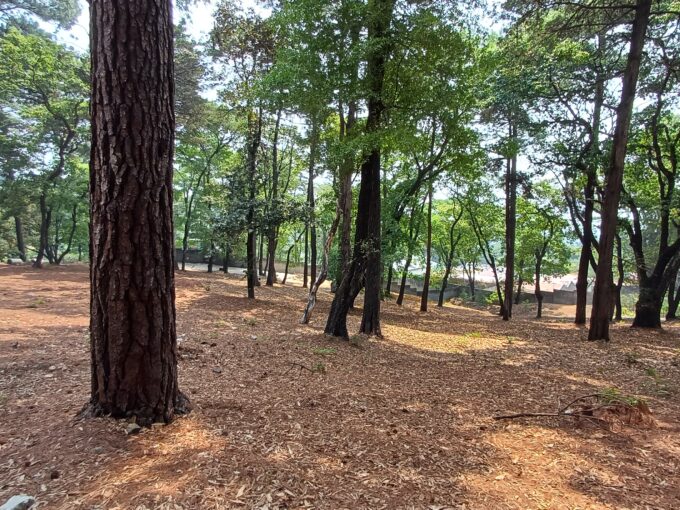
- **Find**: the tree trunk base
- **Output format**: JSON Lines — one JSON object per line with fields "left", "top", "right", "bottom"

{"left": 79, "top": 392, "right": 191, "bottom": 426}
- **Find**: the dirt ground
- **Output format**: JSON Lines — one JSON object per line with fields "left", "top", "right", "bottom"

{"left": 0, "top": 264, "right": 679, "bottom": 510}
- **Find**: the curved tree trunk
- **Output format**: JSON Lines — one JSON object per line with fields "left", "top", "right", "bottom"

{"left": 86, "top": 0, "right": 188, "bottom": 424}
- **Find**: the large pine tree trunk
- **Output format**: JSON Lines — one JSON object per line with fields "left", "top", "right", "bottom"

{"left": 589, "top": 0, "right": 651, "bottom": 340}
{"left": 324, "top": 0, "right": 394, "bottom": 338}
{"left": 86, "top": 0, "right": 188, "bottom": 425}
{"left": 633, "top": 283, "right": 662, "bottom": 328}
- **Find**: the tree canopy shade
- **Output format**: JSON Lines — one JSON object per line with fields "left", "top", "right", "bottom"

{"left": 84, "top": 0, "right": 189, "bottom": 425}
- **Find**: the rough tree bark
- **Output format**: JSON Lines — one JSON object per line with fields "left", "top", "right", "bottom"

{"left": 589, "top": 0, "right": 651, "bottom": 340}
{"left": 85, "top": 0, "right": 188, "bottom": 424}
{"left": 325, "top": 0, "right": 394, "bottom": 338}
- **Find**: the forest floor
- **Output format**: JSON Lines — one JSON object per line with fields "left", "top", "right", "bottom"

{"left": 1, "top": 264, "right": 679, "bottom": 510}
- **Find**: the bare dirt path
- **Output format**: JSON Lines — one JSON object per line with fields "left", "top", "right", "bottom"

{"left": 0, "top": 264, "right": 678, "bottom": 509}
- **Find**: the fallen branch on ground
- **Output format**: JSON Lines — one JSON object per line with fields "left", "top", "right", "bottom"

{"left": 493, "top": 392, "right": 656, "bottom": 430}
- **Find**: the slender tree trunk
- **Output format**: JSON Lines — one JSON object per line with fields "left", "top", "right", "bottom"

{"left": 503, "top": 127, "right": 517, "bottom": 321}
{"left": 396, "top": 199, "right": 424, "bottom": 306}
{"left": 56, "top": 202, "right": 78, "bottom": 265}
{"left": 666, "top": 264, "right": 680, "bottom": 320}
{"left": 384, "top": 263, "right": 394, "bottom": 297}
{"left": 307, "top": 120, "right": 319, "bottom": 286}
{"left": 266, "top": 110, "right": 282, "bottom": 285}
{"left": 338, "top": 167, "right": 353, "bottom": 287}
{"left": 614, "top": 233, "right": 624, "bottom": 321}
{"left": 514, "top": 272, "right": 523, "bottom": 306}
{"left": 282, "top": 230, "right": 304, "bottom": 285}
{"left": 14, "top": 216, "right": 26, "bottom": 261}
{"left": 589, "top": 0, "right": 651, "bottom": 340}
{"left": 258, "top": 231, "right": 265, "bottom": 276}
{"left": 438, "top": 260, "right": 453, "bottom": 308}
{"left": 245, "top": 109, "right": 262, "bottom": 299}
{"left": 207, "top": 240, "right": 215, "bottom": 273}
{"left": 575, "top": 180, "right": 595, "bottom": 324}
{"left": 301, "top": 210, "right": 341, "bottom": 324}
{"left": 181, "top": 204, "right": 190, "bottom": 271}
{"left": 223, "top": 244, "right": 230, "bottom": 274}
{"left": 575, "top": 33, "right": 605, "bottom": 325}
{"left": 33, "top": 194, "right": 50, "bottom": 268}
{"left": 535, "top": 256, "right": 544, "bottom": 319}
{"left": 420, "top": 183, "right": 433, "bottom": 312}
{"left": 303, "top": 225, "right": 309, "bottom": 288}
{"left": 86, "top": 0, "right": 188, "bottom": 424}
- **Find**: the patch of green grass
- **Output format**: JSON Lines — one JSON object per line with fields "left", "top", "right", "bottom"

{"left": 312, "top": 362, "right": 326, "bottom": 373}
{"left": 624, "top": 351, "right": 641, "bottom": 366}
{"left": 349, "top": 334, "right": 368, "bottom": 349}
{"left": 462, "top": 331, "right": 483, "bottom": 339}
{"left": 643, "top": 367, "right": 672, "bottom": 397}
{"left": 27, "top": 297, "right": 46, "bottom": 308}
{"left": 599, "top": 387, "right": 643, "bottom": 407}
{"left": 313, "top": 347, "right": 337, "bottom": 356}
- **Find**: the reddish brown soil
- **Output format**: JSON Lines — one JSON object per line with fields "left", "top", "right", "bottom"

{"left": 0, "top": 264, "right": 679, "bottom": 509}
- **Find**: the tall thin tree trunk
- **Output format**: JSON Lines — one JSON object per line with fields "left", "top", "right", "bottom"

{"left": 86, "top": 0, "right": 188, "bottom": 424}
{"left": 303, "top": 225, "right": 309, "bottom": 288}
{"left": 502, "top": 125, "right": 517, "bottom": 320}
{"left": 397, "top": 199, "right": 424, "bottom": 306}
{"left": 223, "top": 244, "right": 230, "bottom": 274}
{"left": 14, "top": 216, "right": 26, "bottom": 261}
{"left": 589, "top": 0, "right": 651, "bottom": 340}
{"left": 420, "top": 183, "right": 433, "bottom": 312}
{"left": 266, "top": 110, "right": 282, "bottom": 285}
{"left": 576, "top": 33, "right": 605, "bottom": 325}
{"left": 307, "top": 119, "right": 319, "bottom": 286}
{"left": 33, "top": 194, "right": 50, "bottom": 268}
{"left": 514, "top": 274, "right": 523, "bottom": 305}
{"left": 614, "top": 233, "right": 624, "bottom": 321}
{"left": 535, "top": 257, "right": 543, "bottom": 319}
